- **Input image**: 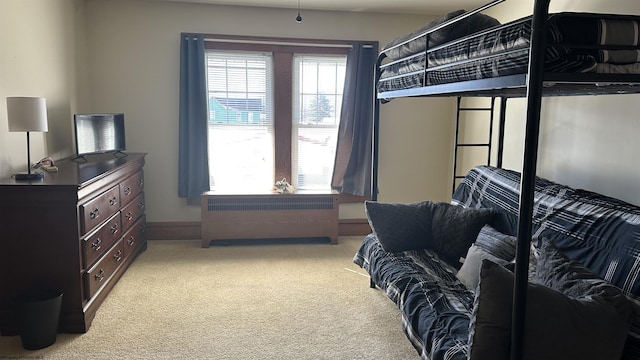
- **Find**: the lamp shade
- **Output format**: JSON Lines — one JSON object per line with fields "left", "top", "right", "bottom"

{"left": 7, "top": 97, "right": 48, "bottom": 132}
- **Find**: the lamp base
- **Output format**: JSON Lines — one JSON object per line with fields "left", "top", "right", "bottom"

{"left": 14, "top": 172, "right": 45, "bottom": 181}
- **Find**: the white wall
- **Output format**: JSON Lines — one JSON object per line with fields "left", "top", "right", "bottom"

{"left": 0, "top": 0, "right": 87, "bottom": 178}
{"left": 5, "top": 0, "right": 639, "bottom": 224}
{"left": 378, "top": 97, "right": 456, "bottom": 203}
{"left": 83, "top": 0, "right": 456, "bottom": 222}
{"left": 468, "top": 0, "right": 640, "bottom": 206}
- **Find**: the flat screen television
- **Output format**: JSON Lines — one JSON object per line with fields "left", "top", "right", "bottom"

{"left": 74, "top": 113, "right": 126, "bottom": 158}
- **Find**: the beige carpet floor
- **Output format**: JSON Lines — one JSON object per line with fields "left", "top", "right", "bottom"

{"left": 0, "top": 236, "right": 419, "bottom": 359}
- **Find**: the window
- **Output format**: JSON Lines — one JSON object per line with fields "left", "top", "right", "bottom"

{"left": 205, "top": 51, "right": 274, "bottom": 191}
{"left": 293, "top": 55, "right": 346, "bottom": 189}
{"left": 204, "top": 36, "right": 348, "bottom": 192}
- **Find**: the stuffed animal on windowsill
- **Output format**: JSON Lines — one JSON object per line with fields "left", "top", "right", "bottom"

{"left": 274, "top": 177, "right": 295, "bottom": 194}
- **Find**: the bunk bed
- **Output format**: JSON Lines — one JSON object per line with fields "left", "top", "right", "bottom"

{"left": 356, "top": 0, "right": 640, "bottom": 359}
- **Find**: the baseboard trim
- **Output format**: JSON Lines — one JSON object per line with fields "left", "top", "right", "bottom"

{"left": 338, "top": 219, "right": 372, "bottom": 236}
{"left": 146, "top": 222, "right": 201, "bottom": 240}
{"left": 146, "top": 219, "right": 371, "bottom": 240}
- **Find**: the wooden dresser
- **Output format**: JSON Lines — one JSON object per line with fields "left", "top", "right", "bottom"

{"left": 0, "top": 153, "right": 147, "bottom": 335}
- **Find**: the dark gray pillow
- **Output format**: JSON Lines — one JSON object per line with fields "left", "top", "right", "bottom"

{"left": 468, "top": 254, "right": 632, "bottom": 360}
{"left": 365, "top": 200, "right": 434, "bottom": 253}
{"left": 365, "top": 200, "right": 494, "bottom": 258}
{"left": 536, "top": 239, "right": 614, "bottom": 296}
{"left": 536, "top": 239, "right": 637, "bottom": 359}
{"left": 430, "top": 202, "right": 494, "bottom": 266}
{"left": 467, "top": 260, "right": 511, "bottom": 360}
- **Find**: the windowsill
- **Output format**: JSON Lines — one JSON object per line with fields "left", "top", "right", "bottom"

{"left": 338, "top": 192, "right": 370, "bottom": 204}
{"left": 202, "top": 189, "right": 338, "bottom": 195}
{"left": 188, "top": 189, "right": 368, "bottom": 206}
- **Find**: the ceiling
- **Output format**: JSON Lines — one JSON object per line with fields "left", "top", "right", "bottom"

{"left": 147, "top": 0, "right": 495, "bottom": 15}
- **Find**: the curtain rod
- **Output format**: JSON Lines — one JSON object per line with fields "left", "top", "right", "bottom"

{"left": 203, "top": 37, "right": 375, "bottom": 49}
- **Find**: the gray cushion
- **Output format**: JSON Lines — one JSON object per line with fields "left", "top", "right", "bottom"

{"left": 365, "top": 200, "right": 434, "bottom": 253}
{"left": 430, "top": 202, "right": 494, "bottom": 266}
{"left": 457, "top": 225, "right": 517, "bottom": 291}
{"left": 468, "top": 248, "right": 632, "bottom": 360}
{"left": 456, "top": 244, "right": 508, "bottom": 291}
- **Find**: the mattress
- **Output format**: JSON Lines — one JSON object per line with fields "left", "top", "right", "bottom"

{"left": 353, "top": 234, "right": 474, "bottom": 360}
{"left": 378, "top": 13, "right": 640, "bottom": 93}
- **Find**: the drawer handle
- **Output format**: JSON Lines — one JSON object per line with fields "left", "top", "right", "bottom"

{"left": 90, "top": 208, "right": 100, "bottom": 220}
{"left": 127, "top": 236, "right": 135, "bottom": 246}
{"left": 109, "top": 196, "right": 118, "bottom": 206}
{"left": 110, "top": 223, "right": 119, "bottom": 234}
{"left": 139, "top": 223, "right": 146, "bottom": 233}
{"left": 114, "top": 250, "right": 123, "bottom": 262}
{"left": 91, "top": 238, "right": 102, "bottom": 251}
{"left": 124, "top": 187, "right": 132, "bottom": 196}
{"left": 125, "top": 211, "right": 133, "bottom": 221}
{"left": 137, "top": 179, "right": 144, "bottom": 187}
{"left": 95, "top": 269, "right": 105, "bottom": 282}
{"left": 137, "top": 201, "right": 145, "bottom": 210}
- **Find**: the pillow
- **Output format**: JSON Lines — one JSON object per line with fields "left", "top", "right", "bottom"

{"left": 536, "top": 239, "right": 612, "bottom": 295}
{"left": 365, "top": 200, "right": 493, "bottom": 258}
{"left": 365, "top": 200, "right": 434, "bottom": 253}
{"left": 456, "top": 244, "right": 508, "bottom": 291}
{"left": 468, "top": 258, "right": 632, "bottom": 360}
{"left": 457, "top": 225, "right": 515, "bottom": 291}
{"left": 474, "top": 224, "right": 517, "bottom": 261}
{"left": 536, "top": 239, "right": 638, "bottom": 358}
{"left": 382, "top": 10, "right": 500, "bottom": 60}
{"left": 430, "top": 202, "right": 494, "bottom": 266}
{"left": 504, "top": 239, "right": 539, "bottom": 281}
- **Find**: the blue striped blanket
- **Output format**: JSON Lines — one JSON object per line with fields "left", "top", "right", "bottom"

{"left": 354, "top": 165, "right": 640, "bottom": 359}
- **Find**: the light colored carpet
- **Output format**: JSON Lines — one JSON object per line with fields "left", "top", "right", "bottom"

{"left": 0, "top": 236, "right": 419, "bottom": 359}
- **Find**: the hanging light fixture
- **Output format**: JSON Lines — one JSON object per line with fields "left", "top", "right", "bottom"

{"left": 295, "top": 0, "right": 302, "bottom": 22}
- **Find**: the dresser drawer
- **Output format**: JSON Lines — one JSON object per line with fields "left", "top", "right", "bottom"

{"left": 80, "top": 185, "right": 121, "bottom": 235}
{"left": 120, "top": 170, "right": 144, "bottom": 205}
{"left": 121, "top": 192, "right": 145, "bottom": 232}
{"left": 123, "top": 215, "right": 146, "bottom": 258}
{"left": 81, "top": 212, "right": 122, "bottom": 269}
{"left": 84, "top": 239, "right": 125, "bottom": 300}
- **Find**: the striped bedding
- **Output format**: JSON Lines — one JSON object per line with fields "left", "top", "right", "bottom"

{"left": 453, "top": 166, "right": 640, "bottom": 298}
{"left": 454, "top": 166, "right": 640, "bottom": 359}
{"left": 354, "top": 165, "right": 640, "bottom": 359}
{"left": 378, "top": 12, "right": 640, "bottom": 93}
{"left": 353, "top": 234, "right": 474, "bottom": 360}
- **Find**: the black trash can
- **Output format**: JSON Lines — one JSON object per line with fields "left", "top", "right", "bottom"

{"left": 17, "top": 290, "right": 63, "bottom": 350}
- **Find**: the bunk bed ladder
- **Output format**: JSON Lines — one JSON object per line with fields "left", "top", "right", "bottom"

{"left": 452, "top": 97, "right": 496, "bottom": 193}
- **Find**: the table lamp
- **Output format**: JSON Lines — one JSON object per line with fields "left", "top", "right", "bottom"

{"left": 6, "top": 97, "right": 49, "bottom": 181}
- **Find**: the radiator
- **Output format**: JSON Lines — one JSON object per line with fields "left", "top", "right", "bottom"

{"left": 201, "top": 192, "right": 339, "bottom": 247}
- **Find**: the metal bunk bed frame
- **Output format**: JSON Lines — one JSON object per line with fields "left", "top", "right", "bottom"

{"left": 370, "top": 0, "right": 640, "bottom": 359}
{"left": 452, "top": 96, "right": 501, "bottom": 194}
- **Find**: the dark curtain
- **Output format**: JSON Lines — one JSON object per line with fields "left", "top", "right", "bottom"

{"left": 178, "top": 33, "right": 210, "bottom": 198}
{"left": 331, "top": 41, "right": 379, "bottom": 197}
